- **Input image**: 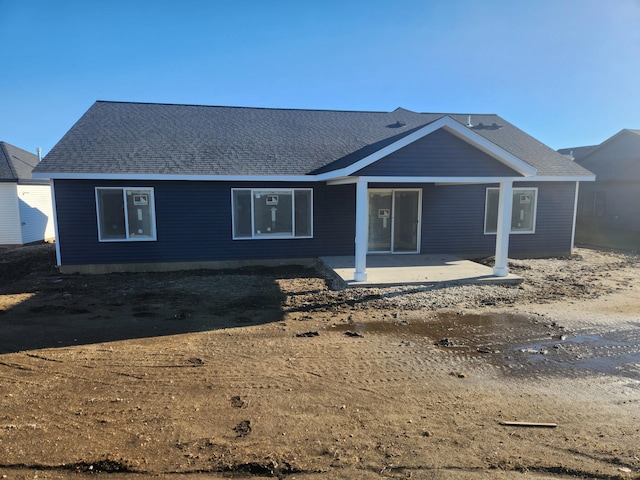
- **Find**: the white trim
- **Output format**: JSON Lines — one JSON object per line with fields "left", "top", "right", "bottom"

{"left": 570, "top": 181, "right": 579, "bottom": 250}
{"left": 95, "top": 187, "right": 157, "bottom": 242}
{"left": 231, "top": 188, "right": 314, "bottom": 240}
{"left": 331, "top": 176, "right": 526, "bottom": 185}
{"left": 484, "top": 187, "right": 538, "bottom": 235}
{"left": 34, "top": 172, "right": 595, "bottom": 184}
{"left": 317, "top": 116, "right": 537, "bottom": 180}
{"left": 34, "top": 172, "right": 317, "bottom": 182}
{"left": 516, "top": 175, "right": 595, "bottom": 182}
{"left": 342, "top": 175, "right": 595, "bottom": 185}
{"left": 50, "top": 181, "right": 61, "bottom": 266}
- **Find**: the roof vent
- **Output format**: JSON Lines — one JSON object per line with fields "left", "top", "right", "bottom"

{"left": 471, "top": 122, "right": 503, "bottom": 130}
{"left": 387, "top": 120, "right": 406, "bottom": 129}
{"left": 466, "top": 115, "right": 473, "bottom": 127}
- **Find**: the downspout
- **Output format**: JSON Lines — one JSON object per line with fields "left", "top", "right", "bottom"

{"left": 493, "top": 181, "right": 513, "bottom": 277}
{"left": 354, "top": 177, "right": 368, "bottom": 281}
{"left": 50, "top": 180, "right": 62, "bottom": 267}
{"left": 570, "top": 181, "right": 580, "bottom": 251}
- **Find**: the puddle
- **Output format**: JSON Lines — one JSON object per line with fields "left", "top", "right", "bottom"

{"left": 511, "top": 334, "right": 640, "bottom": 376}
{"left": 330, "top": 313, "right": 640, "bottom": 379}
{"left": 330, "top": 312, "right": 540, "bottom": 349}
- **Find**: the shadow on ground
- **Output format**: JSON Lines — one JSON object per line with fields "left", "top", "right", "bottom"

{"left": 0, "top": 243, "right": 320, "bottom": 353}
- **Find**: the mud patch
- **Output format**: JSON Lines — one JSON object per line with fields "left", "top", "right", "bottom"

{"left": 233, "top": 420, "right": 252, "bottom": 437}
{"left": 331, "top": 312, "right": 640, "bottom": 379}
{"left": 331, "top": 312, "right": 541, "bottom": 347}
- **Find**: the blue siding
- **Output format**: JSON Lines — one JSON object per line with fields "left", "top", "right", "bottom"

{"left": 419, "top": 182, "right": 576, "bottom": 257}
{"left": 579, "top": 180, "right": 640, "bottom": 232}
{"left": 355, "top": 129, "right": 520, "bottom": 177}
{"left": 509, "top": 182, "right": 576, "bottom": 256}
{"left": 54, "top": 180, "right": 355, "bottom": 266}
{"left": 54, "top": 179, "right": 575, "bottom": 267}
{"left": 421, "top": 184, "right": 494, "bottom": 256}
{"left": 576, "top": 131, "right": 640, "bottom": 234}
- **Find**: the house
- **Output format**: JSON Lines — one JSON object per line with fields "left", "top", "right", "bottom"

{"left": 559, "top": 129, "right": 640, "bottom": 249}
{"left": 0, "top": 141, "right": 54, "bottom": 245}
{"left": 32, "top": 101, "right": 594, "bottom": 279}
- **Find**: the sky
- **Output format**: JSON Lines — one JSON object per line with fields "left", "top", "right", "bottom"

{"left": 1, "top": 0, "right": 639, "bottom": 156}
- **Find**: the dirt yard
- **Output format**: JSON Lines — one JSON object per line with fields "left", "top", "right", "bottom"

{"left": 0, "top": 243, "right": 639, "bottom": 479}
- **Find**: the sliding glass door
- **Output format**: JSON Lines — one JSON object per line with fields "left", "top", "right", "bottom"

{"left": 368, "top": 189, "right": 421, "bottom": 253}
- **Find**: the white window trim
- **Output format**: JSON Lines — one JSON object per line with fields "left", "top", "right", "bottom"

{"left": 95, "top": 187, "right": 157, "bottom": 242}
{"left": 231, "top": 188, "right": 313, "bottom": 240}
{"left": 484, "top": 187, "right": 538, "bottom": 235}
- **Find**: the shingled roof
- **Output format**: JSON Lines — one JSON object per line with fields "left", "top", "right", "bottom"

{"left": 0, "top": 141, "right": 46, "bottom": 184}
{"left": 34, "top": 101, "right": 593, "bottom": 179}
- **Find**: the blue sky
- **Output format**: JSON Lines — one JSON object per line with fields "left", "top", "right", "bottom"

{"left": 1, "top": 0, "right": 639, "bottom": 156}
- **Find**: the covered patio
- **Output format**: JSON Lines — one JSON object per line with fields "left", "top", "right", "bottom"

{"left": 320, "top": 254, "right": 523, "bottom": 288}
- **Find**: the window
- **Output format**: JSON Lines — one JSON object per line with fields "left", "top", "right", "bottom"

{"left": 581, "top": 191, "right": 606, "bottom": 217}
{"left": 96, "top": 187, "right": 157, "bottom": 241}
{"left": 232, "top": 188, "right": 313, "bottom": 239}
{"left": 484, "top": 187, "right": 537, "bottom": 234}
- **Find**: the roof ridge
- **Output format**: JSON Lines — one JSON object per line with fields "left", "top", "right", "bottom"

{"left": 0, "top": 142, "right": 18, "bottom": 179}
{"left": 93, "top": 100, "right": 406, "bottom": 114}
{"left": 93, "top": 100, "right": 500, "bottom": 117}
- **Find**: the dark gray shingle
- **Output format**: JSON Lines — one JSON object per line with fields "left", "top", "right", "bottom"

{"left": 0, "top": 141, "right": 43, "bottom": 183}
{"left": 34, "top": 101, "right": 593, "bottom": 178}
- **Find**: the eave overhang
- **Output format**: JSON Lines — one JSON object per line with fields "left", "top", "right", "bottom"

{"left": 316, "top": 116, "right": 537, "bottom": 181}
{"left": 326, "top": 174, "right": 595, "bottom": 186}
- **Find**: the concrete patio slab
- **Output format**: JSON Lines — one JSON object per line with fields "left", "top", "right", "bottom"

{"left": 319, "top": 254, "right": 523, "bottom": 288}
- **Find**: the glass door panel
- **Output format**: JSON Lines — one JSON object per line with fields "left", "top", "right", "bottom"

{"left": 368, "top": 192, "right": 392, "bottom": 252}
{"left": 393, "top": 190, "right": 420, "bottom": 252}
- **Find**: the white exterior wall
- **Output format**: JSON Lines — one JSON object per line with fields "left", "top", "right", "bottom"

{"left": 17, "top": 184, "right": 54, "bottom": 244}
{"left": 0, "top": 183, "right": 22, "bottom": 244}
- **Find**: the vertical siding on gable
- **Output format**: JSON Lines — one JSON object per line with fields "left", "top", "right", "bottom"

{"left": 17, "top": 185, "right": 54, "bottom": 243}
{"left": 0, "top": 184, "right": 22, "bottom": 244}
{"left": 54, "top": 180, "right": 356, "bottom": 266}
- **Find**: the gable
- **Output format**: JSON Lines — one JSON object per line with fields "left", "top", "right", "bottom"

{"left": 0, "top": 142, "right": 39, "bottom": 182}
{"left": 576, "top": 130, "right": 640, "bottom": 180}
{"left": 353, "top": 128, "right": 521, "bottom": 177}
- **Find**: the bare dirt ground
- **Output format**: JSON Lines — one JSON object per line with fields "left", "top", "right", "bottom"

{"left": 0, "top": 243, "right": 639, "bottom": 479}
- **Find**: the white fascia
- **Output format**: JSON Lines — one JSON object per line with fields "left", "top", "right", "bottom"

{"left": 34, "top": 172, "right": 596, "bottom": 184}
{"left": 329, "top": 176, "right": 525, "bottom": 186}
{"left": 32, "top": 173, "right": 318, "bottom": 182}
{"left": 317, "top": 116, "right": 537, "bottom": 181}
{"left": 514, "top": 175, "right": 596, "bottom": 182}
{"left": 327, "top": 174, "right": 596, "bottom": 186}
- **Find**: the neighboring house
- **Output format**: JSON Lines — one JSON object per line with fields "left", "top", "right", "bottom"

{"left": 33, "top": 101, "right": 593, "bottom": 279}
{"left": 0, "top": 141, "right": 54, "bottom": 245}
{"left": 560, "top": 129, "right": 640, "bottom": 249}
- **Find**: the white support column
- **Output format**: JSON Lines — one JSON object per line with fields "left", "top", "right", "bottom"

{"left": 354, "top": 177, "right": 368, "bottom": 282}
{"left": 493, "top": 181, "right": 513, "bottom": 277}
